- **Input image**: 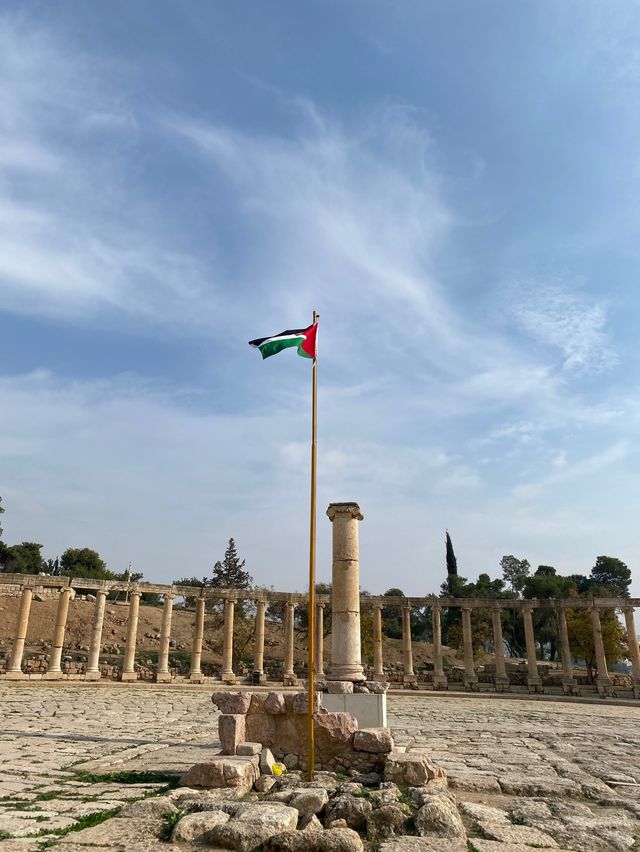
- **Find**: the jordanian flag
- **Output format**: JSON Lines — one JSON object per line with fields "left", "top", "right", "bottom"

{"left": 249, "top": 323, "right": 318, "bottom": 360}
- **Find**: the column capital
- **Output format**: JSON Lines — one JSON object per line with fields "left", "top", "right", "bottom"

{"left": 129, "top": 590, "right": 142, "bottom": 600}
{"left": 326, "top": 502, "right": 364, "bottom": 522}
{"left": 163, "top": 592, "right": 176, "bottom": 601}
{"left": 316, "top": 601, "right": 326, "bottom": 609}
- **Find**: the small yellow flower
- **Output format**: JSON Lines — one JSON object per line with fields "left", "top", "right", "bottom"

{"left": 272, "top": 763, "right": 287, "bottom": 776}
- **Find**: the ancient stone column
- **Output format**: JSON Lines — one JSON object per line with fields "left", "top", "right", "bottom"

{"left": 221, "top": 598, "right": 236, "bottom": 684}
{"left": 315, "top": 602, "right": 325, "bottom": 678}
{"left": 6, "top": 587, "right": 33, "bottom": 678}
{"left": 121, "top": 591, "right": 141, "bottom": 682}
{"left": 523, "top": 605, "right": 542, "bottom": 692}
{"left": 189, "top": 596, "right": 206, "bottom": 683}
{"left": 557, "top": 606, "right": 578, "bottom": 695}
{"left": 623, "top": 607, "right": 640, "bottom": 698}
{"left": 45, "top": 588, "right": 73, "bottom": 678}
{"left": 491, "top": 606, "right": 509, "bottom": 691}
{"left": 402, "top": 605, "right": 416, "bottom": 684}
{"left": 431, "top": 604, "right": 448, "bottom": 690}
{"left": 253, "top": 599, "right": 266, "bottom": 683}
{"left": 373, "top": 603, "right": 384, "bottom": 681}
{"left": 326, "top": 502, "right": 365, "bottom": 682}
{"left": 461, "top": 606, "right": 478, "bottom": 690}
{"left": 283, "top": 601, "right": 297, "bottom": 686}
{"left": 590, "top": 607, "right": 612, "bottom": 696}
{"left": 86, "top": 590, "right": 107, "bottom": 680}
{"left": 156, "top": 593, "right": 174, "bottom": 683}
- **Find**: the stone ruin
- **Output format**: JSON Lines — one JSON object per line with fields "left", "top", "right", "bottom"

{"left": 173, "top": 688, "right": 452, "bottom": 850}
{"left": 169, "top": 503, "right": 458, "bottom": 849}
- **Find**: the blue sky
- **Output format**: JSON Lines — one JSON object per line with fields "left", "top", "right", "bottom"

{"left": 1, "top": 2, "right": 638, "bottom": 596}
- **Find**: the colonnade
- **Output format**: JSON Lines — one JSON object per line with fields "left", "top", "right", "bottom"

{"left": 1, "top": 576, "right": 639, "bottom": 698}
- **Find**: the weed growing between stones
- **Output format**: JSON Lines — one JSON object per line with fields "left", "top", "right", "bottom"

{"left": 159, "top": 808, "right": 188, "bottom": 841}
{"left": 71, "top": 770, "right": 179, "bottom": 787}
{"left": 32, "top": 806, "right": 122, "bottom": 848}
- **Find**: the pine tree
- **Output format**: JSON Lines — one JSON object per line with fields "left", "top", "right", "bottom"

{"left": 211, "top": 538, "right": 252, "bottom": 589}
{"left": 211, "top": 538, "right": 253, "bottom": 620}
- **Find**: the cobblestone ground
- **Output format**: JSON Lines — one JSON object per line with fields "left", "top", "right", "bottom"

{"left": 0, "top": 684, "right": 639, "bottom": 850}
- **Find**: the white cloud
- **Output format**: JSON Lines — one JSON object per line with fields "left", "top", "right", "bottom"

{"left": 506, "top": 280, "right": 617, "bottom": 374}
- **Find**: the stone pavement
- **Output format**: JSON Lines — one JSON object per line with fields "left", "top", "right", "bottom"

{"left": 0, "top": 684, "right": 639, "bottom": 849}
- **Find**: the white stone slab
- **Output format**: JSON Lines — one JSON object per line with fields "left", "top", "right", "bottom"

{"left": 322, "top": 692, "right": 387, "bottom": 727}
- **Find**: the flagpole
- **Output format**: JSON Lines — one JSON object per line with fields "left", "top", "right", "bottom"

{"left": 307, "top": 309, "right": 318, "bottom": 782}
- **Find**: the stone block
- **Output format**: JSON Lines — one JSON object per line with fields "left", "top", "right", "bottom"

{"left": 353, "top": 728, "right": 393, "bottom": 754}
{"left": 206, "top": 802, "right": 299, "bottom": 852}
{"left": 171, "top": 810, "right": 230, "bottom": 843}
{"left": 265, "top": 691, "right": 287, "bottom": 714}
{"left": 212, "top": 691, "right": 252, "bottom": 714}
{"left": 288, "top": 787, "right": 329, "bottom": 816}
{"left": 246, "top": 712, "right": 277, "bottom": 747}
{"left": 180, "top": 755, "right": 258, "bottom": 791}
{"left": 249, "top": 692, "right": 268, "bottom": 713}
{"left": 322, "top": 693, "right": 387, "bottom": 727}
{"left": 219, "top": 713, "right": 246, "bottom": 755}
{"left": 364, "top": 680, "right": 389, "bottom": 694}
{"left": 292, "top": 690, "right": 322, "bottom": 714}
{"left": 260, "top": 747, "right": 277, "bottom": 775}
{"left": 414, "top": 796, "right": 466, "bottom": 838}
{"left": 237, "top": 741, "right": 262, "bottom": 756}
{"left": 327, "top": 680, "right": 354, "bottom": 694}
{"left": 314, "top": 712, "right": 358, "bottom": 759}
{"left": 384, "top": 753, "right": 444, "bottom": 787}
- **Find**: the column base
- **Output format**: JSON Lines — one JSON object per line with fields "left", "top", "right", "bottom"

{"left": 121, "top": 671, "right": 138, "bottom": 682}
{"left": 327, "top": 664, "right": 366, "bottom": 682}
{"left": 189, "top": 673, "right": 206, "bottom": 683}
{"left": 221, "top": 671, "right": 237, "bottom": 685}
{"left": 85, "top": 671, "right": 101, "bottom": 681}
{"left": 251, "top": 671, "right": 267, "bottom": 684}
{"left": 527, "top": 677, "right": 543, "bottom": 693}
{"left": 596, "top": 677, "right": 613, "bottom": 697}
{"left": 632, "top": 681, "right": 640, "bottom": 699}
{"left": 403, "top": 673, "right": 417, "bottom": 685}
{"left": 283, "top": 673, "right": 298, "bottom": 686}
{"left": 372, "top": 672, "right": 386, "bottom": 682}
{"left": 4, "top": 670, "right": 25, "bottom": 680}
{"left": 561, "top": 678, "right": 580, "bottom": 696}
{"left": 432, "top": 674, "right": 448, "bottom": 690}
{"left": 44, "top": 670, "right": 64, "bottom": 680}
{"left": 494, "top": 675, "right": 510, "bottom": 691}
{"left": 464, "top": 674, "right": 479, "bottom": 691}
{"left": 155, "top": 672, "right": 172, "bottom": 683}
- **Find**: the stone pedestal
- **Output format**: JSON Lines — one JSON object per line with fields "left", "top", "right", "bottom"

{"left": 326, "top": 502, "right": 365, "bottom": 682}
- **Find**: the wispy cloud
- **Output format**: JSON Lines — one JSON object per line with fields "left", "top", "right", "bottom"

{"left": 506, "top": 280, "right": 617, "bottom": 374}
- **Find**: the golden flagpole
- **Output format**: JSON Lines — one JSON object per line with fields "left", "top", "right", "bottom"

{"left": 307, "top": 309, "right": 318, "bottom": 782}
